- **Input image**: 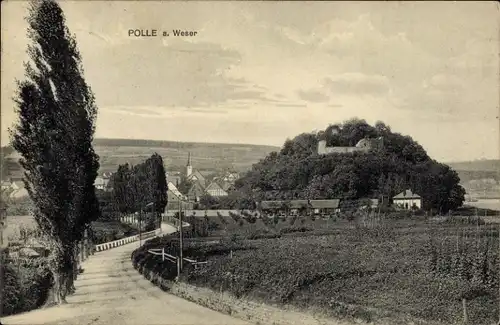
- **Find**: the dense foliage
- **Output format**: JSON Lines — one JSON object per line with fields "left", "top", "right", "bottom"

{"left": 235, "top": 118, "right": 465, "bottom": 213}
{"left": 9, "top": 0, "right": 100, "bottom": 304}
{"left": 110, "top": 153, "right": 168, "bottom": 218}
{"left": 2, "top": 260, "right": 52, "bottom": 317}
{"left": 90, "top": 221, "right": 138, "bottom": 244}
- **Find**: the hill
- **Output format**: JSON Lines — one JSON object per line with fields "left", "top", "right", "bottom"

{"left": 234, "top": 118, "right": 465, "bottom": 213}
{"left": 1, "top": 139, "right": 279, "bottom": 180}
{"left": 445, "top": 160, "right": 500, "bottom": 197}
{"left": 447, "top": 159, "right": 500, "bottom": 172}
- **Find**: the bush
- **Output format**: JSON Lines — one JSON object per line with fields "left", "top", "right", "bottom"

{"left": 2, "top": 259, "right": 52, "bottom": 317}
{"left": 90, "top": 221, "right": 138, "bottom": 244}
{"left": 2, "top": 263, "right": 22, "bottom": 316}
{"left": 279, "top": 226, "right": 313, "bottom": 234}
{"left": 441, "top": 215, "right": 486, "bottom": 226}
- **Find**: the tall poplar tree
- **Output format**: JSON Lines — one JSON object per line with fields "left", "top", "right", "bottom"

{"left": 9, "top": 0, "right": 100, "bottom": 304}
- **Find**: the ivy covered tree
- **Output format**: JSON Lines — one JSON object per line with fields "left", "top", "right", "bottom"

{"left": 9, "top": 0, "right": 100, "bottom": 304}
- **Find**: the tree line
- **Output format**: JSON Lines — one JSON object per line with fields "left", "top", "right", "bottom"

{"left": 109, "top": 153, "right": 168, "bottom": 228}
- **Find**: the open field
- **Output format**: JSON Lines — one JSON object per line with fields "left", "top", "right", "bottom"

{"left": 134, "top": 215, "right": 499, "bottom": 325}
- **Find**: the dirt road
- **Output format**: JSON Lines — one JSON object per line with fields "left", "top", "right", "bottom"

{"left": 2, "top": 224, "right": 251, "bottom": 325}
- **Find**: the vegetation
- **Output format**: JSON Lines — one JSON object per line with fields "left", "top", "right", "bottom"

{"left": 90, "top": 221, "right": 138, "bottom": 245}
{"left": 133, "top": 214, "right": 499, "bottom": 325}
{"left": 2, "top": 258, "right": 52, "bottom": 317}
{"left": 110, "top": 153, "right": 167, "bottom": 224}
{"left": 3, "top": 225, "right": 53, "bottom": 316}
{"left": 234, "top": 118, "right": 466, "bottom": 214}
{"left": 9, "top": 0, "right": 100, "bottom": 305}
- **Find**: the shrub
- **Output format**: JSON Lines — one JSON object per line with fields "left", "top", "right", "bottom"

{"left": 90, "top": 221, "right": 138, "bottom": 244}
{"left": 2, "top": 263, "right": 22, "bottom": 316}
{"left": 279, "top": 226, "right": 313, "bottom": 234}
{"left": 1, "top": 259, "right": 52, "bottom": 317}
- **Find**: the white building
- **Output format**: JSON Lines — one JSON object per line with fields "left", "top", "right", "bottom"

{"left": 393, "top": 189, "right": 422, "bottom": 210}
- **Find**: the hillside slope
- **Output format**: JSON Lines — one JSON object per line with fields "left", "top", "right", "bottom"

{"left": 447, "top": 159, "right": 500, "bottom": 173}
{"left": 1, "top": 139, "right": 279, "bottom": 179}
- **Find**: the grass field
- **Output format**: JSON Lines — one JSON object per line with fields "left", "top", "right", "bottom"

{"left": 134, "top": 214, "right": 499, "bottom": 325}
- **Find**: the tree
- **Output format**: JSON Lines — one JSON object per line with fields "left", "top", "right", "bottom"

{"left": 177, "top": 175, "right": 193, "bottom": 195}
{"left": 9, "top": 0, "right": 100, "bottom": 304}
{"left": 111, "top": 164, "right": 133, "bottom": 213}
{"left": 143, "top": 153, "right": 168, "bottom": 228}
{"left": 199, "top": 194, "right": 220, "bottom": 210}
{"left": 110, "top": 154, "right": 167, "bottom": 226}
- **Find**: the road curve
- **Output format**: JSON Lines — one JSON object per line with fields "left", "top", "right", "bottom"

{"left": 2, "top": 224, "right": 251, "bottom": 325}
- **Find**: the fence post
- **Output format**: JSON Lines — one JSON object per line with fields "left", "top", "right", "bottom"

{"left": 462, "top": 298, "right": 468, "bottom": 324}
{"left": 162, "top": 247, "right": 165, "bottom": 262}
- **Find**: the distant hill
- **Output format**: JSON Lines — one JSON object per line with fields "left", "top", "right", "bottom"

{"left": 446, "top": 160, "right": 500, "bottom": 198}
{"left": 447, "top": 160, "right": 500, "bottom": 184}
{"left": 447, "top": 159, "right": 500, "bottom": 173}
{"left": 1, "top": 139, "right": 280, "bottom": 180}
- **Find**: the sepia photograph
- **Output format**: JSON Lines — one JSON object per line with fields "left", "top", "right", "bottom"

{"left": 1, "top": 1, "right": 499, "bottom": 325}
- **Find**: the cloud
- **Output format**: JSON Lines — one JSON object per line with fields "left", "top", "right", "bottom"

{"left": 81, "top": 37, "right": 278, "bottom": 109}
{"left": 106, "top": 106, "right": 166, "bottom": 117}
{"left": 275, "top": 103, "right": 306, "bottom": 108}
{"left": 323, "top": 73, "right": 390, "bottom": 96}
{"left": 297, "top": 89, "right": 330, "bottom": 103}
{"left": 425, "top": 74, "right": 465, "bottom": 92}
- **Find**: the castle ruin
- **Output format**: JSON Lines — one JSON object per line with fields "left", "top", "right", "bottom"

{"left": 317, "top": 137, "right": 384, "bottom": 155}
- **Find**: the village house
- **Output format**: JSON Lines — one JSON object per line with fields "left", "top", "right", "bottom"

{"left": 392, "top": 189, "right": 422, "bottom": 210}
{"left": 222, "top": 171, "right": 240, "bottom": 183}
{"left": 165, "top": 184, "right": 193, "bottom": 212}
{"left": 95, "top": 176, "right": 106, "bottom": 190}
{"left": 205, "top": 181, "right": 228, "bottom": 197}
{"left": 310, "top": 199, "right": 341, "bottom": 215}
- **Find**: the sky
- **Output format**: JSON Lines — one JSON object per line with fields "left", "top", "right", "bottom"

{"left": 1, "top": 1, "right": 499, "bottom": 163}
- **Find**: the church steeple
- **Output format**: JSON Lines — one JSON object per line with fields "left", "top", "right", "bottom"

{"left": 186, "top": 152, "right": 193, "bottom": 177}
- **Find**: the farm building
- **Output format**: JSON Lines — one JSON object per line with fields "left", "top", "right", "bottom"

{"left": 310, "top": 199, "right": 341, "bottom": 214}
{"left": 393, "top": 189, "right": 422, "bottom": 210}
{"left": 260, "top": 199, "right": 341, "bottom": 216}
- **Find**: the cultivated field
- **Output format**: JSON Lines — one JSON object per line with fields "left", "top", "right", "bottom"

{"left": 135, "top": 214, "right": 500, "bottom": 325}
{"left": 3, "top": 139, "right": 278, "bottom": 178}
{"left": 88, "top": 139, "right": 277, "bottom": 174}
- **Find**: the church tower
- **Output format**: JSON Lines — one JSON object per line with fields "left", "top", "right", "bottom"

{"left": 186, "top": 152, "right": 193, "bottom": 177}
